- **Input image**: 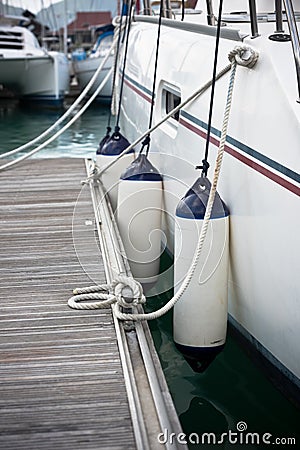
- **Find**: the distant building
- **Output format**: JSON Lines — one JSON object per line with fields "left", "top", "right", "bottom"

{"left": 66, "top": 11, "right": 112, "bottom": 49}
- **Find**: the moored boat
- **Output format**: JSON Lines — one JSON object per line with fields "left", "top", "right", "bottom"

{"left": 108, "top": 0, "right": 300, "bottom": 400}
{"left": 0, "top": 17, "right": 69, "bottom": 106}
{"left": 72, "top": 24, "right": 114, "bottom": 103}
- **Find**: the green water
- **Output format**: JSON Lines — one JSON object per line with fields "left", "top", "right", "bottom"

{"left": 1, "top": 99, "right": 299, "bottom": 449}
{"left": 146, "top": 254, "right": 300, "bottom": 449}
{"left": 0, "top": 99, "right": 110, "bottom": 158}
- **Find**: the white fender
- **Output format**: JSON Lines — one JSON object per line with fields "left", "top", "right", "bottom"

{"left": 96, "top": 153, "right": 134, "bottom": 211}
{"left": 117, "top": 154, "right": 163, "bottom": 286}
{"left": 174, "top": 176, "right": 229, "bottom": 372}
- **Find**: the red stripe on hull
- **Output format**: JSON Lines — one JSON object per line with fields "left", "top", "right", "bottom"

{"left": 180, "top": 118, "right": 300, "bottom": 197}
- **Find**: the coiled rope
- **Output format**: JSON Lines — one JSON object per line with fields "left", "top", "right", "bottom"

{"left": 69, "top": 45, "right": 259, "bottom": 320}
{"left": 0, "top": 18, "right": 126, "bottom": 170}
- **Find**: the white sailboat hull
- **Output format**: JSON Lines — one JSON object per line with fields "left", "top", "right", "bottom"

{"left": 0, "top": 24, "right": 69, "bottom": 105}
{"left": 118, "top": 14, "right": 300, "bottom": 391}
{"left": 73, "top": 55, "right": 113, "bottom": 102}
{"left": 0, "top": 52, "right": 69, "bottom": 104}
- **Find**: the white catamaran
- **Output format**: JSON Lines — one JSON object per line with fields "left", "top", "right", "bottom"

{"left": 0, "top": 16, "right": 69, "bottom": 105}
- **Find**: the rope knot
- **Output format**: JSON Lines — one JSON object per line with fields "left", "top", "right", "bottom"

{"left": 68, "top": 275, "right": 146, "bottom": 311}
{"left": 195, "top": 159, "right": 210, "bottom": 176}
{"left": 141, "top": 134, "right": 151, "bottom": 147}
{"left": 111, "top": 275, "right": 146, "bottom": 308}
{"left": 228, "top": 45, "right": 259, "bottom": 68}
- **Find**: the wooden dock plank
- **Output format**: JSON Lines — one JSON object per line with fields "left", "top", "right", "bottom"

{"left": 0, "top": 158, "right": 136, "bottom": 450}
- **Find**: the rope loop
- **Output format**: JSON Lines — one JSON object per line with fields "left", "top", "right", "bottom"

{"left": 228, "top": 45, "right": 259, "bottom": 68}
{"left": 68, "top": 275, "right": 146, "bottom": 311}
{"left": 112, "top": 15, "right": 122, "bottom": 28}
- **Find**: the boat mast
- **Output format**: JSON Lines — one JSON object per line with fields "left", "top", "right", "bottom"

{"left": 40, "top": 0, "right": 46, "bottom": 45}
{"left": 63, "top": 0, "right": 68, "bottom": 55}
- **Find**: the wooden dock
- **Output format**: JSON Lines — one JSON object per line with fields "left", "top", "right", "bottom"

{"left": 0, "top": 158, "right": 186, "bottom": 450}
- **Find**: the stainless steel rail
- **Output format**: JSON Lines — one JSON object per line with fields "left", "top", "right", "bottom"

{"left": 275, "top": 0, "right": 284, "bottom": 33}
{"left": 143, "top": 0, "right": 152, "bottom": 15}
{"left": 206, "top": 0, "right": 215, "bottom": 25}
{"left": 249, "top": 0, "right": 259, "bottom": 37}
{"left": 165, "top": 0, "right": 173, "bottom": 18}
{"left": 283, "top": 0, "right": 300, "bottom": 102}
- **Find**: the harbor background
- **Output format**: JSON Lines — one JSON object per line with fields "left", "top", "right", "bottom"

{"left": 0, "top": 98, "right": 300, "bottom": 449}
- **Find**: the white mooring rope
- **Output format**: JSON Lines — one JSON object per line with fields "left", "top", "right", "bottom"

{"left": 0, "top": 43, "right": 115, "bottom": 161}
{"left": 0, "top": 68, "right": 113, "bottom": 172}
{"left": 68, "top": 45, "right": 259, "bottom": 321}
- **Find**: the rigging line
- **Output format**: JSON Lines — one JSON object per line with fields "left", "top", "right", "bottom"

{"left": 144, "top": 0, "right": 164, "bottom": 157}
{"left": 115, "top": 0, "right": 134, "bottom": 130}
{"left": 121, "top": 0, "right": 130, "bottom": 43}
{"left": 201, "top": 0, "right": 224, "bottom": 177}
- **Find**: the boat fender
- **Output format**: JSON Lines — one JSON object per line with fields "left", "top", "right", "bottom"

{"left": 174, "top": 176, "right": 229, "bottom": 372}
{"left": 96, "top": 128, "right": 135, "bottom": 211}
{"left": 117, "top": 154, "right": 163, "bottom": 287}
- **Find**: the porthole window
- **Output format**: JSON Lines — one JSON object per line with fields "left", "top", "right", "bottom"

{"left": 160, "top": 83, "right": 181, "bottom": 138}
{"left": 165, "top": 90, "right": 181, "bottom": 121}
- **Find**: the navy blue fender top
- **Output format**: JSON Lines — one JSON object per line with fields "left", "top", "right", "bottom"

{"left": 176, "top": 176, "right": 229, "bottom": 220}
{"left": 121, "top": 154, "right": 162, "bottom": 181}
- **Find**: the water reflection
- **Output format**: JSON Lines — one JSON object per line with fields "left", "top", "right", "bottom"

{"left": 0, "top": 99, "right": 110, "bottom": 159}
{"left": 146, "top": 254, "right": 300, "bottom": 450}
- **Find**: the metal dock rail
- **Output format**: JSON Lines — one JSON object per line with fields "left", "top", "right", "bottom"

{"left": 0, "top": 158, "right": 186, "bottom": 450}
